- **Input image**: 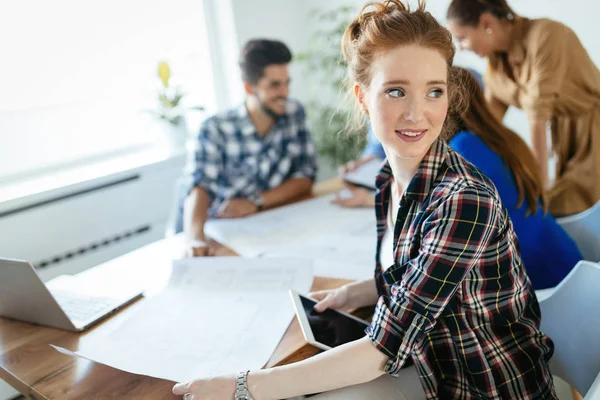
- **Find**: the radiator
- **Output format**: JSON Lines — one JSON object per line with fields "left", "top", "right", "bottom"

{"left": 0, "top": 153, "right": 186, "bottom": 282}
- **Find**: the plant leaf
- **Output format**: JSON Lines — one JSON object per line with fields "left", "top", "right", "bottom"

{"left": 171, "top": 93, "right": 183, "bottom": 107}
{"left": 158, "top": 61, "right": 171, "bottom": 88}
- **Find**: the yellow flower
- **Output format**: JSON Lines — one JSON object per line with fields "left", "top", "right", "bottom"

{"left": 158, "top": 61, "right": 171, "bottom": 88}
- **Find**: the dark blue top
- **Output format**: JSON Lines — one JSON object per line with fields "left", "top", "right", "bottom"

{"left": 449, "top": 131, "right": 582, "bottom": 289}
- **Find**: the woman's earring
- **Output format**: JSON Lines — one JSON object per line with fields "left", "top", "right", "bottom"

{"left": 485, "top": 28, "right": 493, "bottom": 35}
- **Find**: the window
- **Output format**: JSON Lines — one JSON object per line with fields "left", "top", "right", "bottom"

{"left": 0, "top": 0, "right": 215, "bottom": 180}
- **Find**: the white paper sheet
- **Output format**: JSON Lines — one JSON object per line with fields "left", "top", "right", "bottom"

{"left": 262, "top": 235, "right": 376, "bottom": 281}
{"left": 204, "top": 196, "right": 377, "bottom": 281}
{"left": 53, "top": 257, "right": 313, "bottom": 383}
{"left": 168, "top": 257, "right": 313, "bottom": 292}
{"left": 342, "top": 158, "right": 384, "bottom": 190}
{"left": 287, "top": 258, "right": 372, "bottom": 281}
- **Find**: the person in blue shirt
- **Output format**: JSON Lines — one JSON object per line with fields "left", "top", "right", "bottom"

{"left": 362, "top": 125, "right": 387, "bottom": 161}
{"left": 335, "top": 67, "right": 582, "bottom": 290}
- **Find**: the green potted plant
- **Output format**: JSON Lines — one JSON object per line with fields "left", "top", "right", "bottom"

{"left": 152, "top": 61, "right": 204, "bottom": 149}
{"left": 297, "top": 6, "right": 367, "bottom": 168}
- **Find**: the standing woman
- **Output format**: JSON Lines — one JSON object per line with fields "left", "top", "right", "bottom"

{"left": 447, "top": 0, "right": 600, "bottom": 216}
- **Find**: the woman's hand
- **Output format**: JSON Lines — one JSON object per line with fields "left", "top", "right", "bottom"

{"left": 310, "top": 285, "right": 352, "bottom": 312}
{"left": 529, "top": 118, "right": 550, "bottom": 189}
{"left": 172, "top": 375, "right": 235, "bottom": 400}
{"left": 310, "top": 280, "right": 379, "bottom": 313}
{"left": 339, "top": 156, "right": 376, "bottom": 176}
{"left": 331, "top": 186, "right": 375, "bottom": 208}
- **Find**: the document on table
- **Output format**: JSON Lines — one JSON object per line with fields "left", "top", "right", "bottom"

{"left": 204, "top": 195, "right": 377, "bottom": 280}
{"left": 52, "top": 257, "right": 313, "bottom": 383}
{"left": 342, "top": 158, "right": 384, "bottom": 190}
{"left": 263, "top": 235, "right": 375, "bottom": 281}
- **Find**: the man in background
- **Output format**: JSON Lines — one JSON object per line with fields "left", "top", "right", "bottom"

{"left": 176, "top": 39, "right": 317, "bottom": 257}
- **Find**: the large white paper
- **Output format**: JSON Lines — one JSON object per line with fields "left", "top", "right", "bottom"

{"left": 53, "top": 257, "right": 313, "bottom": 383}
{"left": 342, "top": 158, "right": 384, "bottom": 190}
{"left": 168, "top": 257, "right": 313, "bottom": 292}
{"left": 204, "top": 196, "right": 377, "bottom": 280}
{"left": 263, "top": 235, "right": 375, "bottom": 281}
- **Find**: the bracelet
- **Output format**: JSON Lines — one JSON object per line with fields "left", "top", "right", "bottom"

{"left": 189, "top": 239, "right": 208, "bottom": 248}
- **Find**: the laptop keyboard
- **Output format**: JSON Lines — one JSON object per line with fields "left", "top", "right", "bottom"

{"left": 52, "top": 292, "right": 117, "bottom": 323}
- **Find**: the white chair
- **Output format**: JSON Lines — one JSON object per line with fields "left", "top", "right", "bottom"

{"left": 539, "top": 260, "right": 600, "bottom": 399}
{"left": 586, "top": 372, "right": 600, "bottom": 399}
{"left": 557, "top": 201, "right": 600, "bottom": 262}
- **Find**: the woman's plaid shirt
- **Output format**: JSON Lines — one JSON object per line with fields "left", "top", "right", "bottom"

{"left": 366, "top": 140, "right": 557, "bottom": 399}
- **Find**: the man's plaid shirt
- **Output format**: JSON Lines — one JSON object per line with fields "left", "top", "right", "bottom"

{"left": 367, "top": 140, "right": 557, "bottom": 399}
{"left": 175, "top": 99, "right": 317, "bottom": 229}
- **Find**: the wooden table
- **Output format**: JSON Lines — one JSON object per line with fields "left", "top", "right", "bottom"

{"left": 0, "top": 276, "right": 348, "bottom": 400}
{"left": 0, "top": 181, "right": 349, "bottom": 399}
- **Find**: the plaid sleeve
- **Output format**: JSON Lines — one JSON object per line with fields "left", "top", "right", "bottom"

{"left": 366, "top": 186, "right": 500, "bottom": 375}
{"left": 182, "top": 117, "right": 224, "bottom": 199}
{"left": 289, "top": 105, "right": 317, "bottom": 181}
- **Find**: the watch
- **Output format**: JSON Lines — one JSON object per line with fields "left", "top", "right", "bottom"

{"left": 251, "top": 194, "right": 264, "bottom": 211}
{"left": 234, "top": 370, "right": 255, "bottom": 400}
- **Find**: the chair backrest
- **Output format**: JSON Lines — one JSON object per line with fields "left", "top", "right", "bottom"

{"left": 539, "top": 260, "right": 600, "bottom": 396}
{"left": 557, "top": 201, "right": 600, "bottom": 262}
{"left": 586, "top": 372, "right": 600, "bottom": 400}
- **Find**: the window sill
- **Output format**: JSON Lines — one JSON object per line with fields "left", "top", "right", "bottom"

{"left": 0, "top": 144, "right": 186, "bottom": 213}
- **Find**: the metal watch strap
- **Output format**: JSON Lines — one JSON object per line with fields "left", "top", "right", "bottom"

{"left": 252, "top": 194, "right": 264, "bottom": 211}
{"left": 234, "top": 370, "right": 254, "bottom": 400}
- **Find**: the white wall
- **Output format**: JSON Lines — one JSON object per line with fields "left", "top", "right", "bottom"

{"left": 229, "top": 0, "right": 313, "bottom": 106}
{"left": 203, "top": 0, "right": 243, "bottom": 111}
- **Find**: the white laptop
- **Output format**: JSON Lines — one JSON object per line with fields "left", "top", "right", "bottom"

{"left": 0, "top": 257, "right": 143, "bottom": 331}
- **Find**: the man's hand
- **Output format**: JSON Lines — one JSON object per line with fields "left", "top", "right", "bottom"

{"left": 215, "top": 199, "right": 258, "bottom": 219}
{"left": 181, "top": 239, "right": 237, "bottom": 258}
{"left": 182, "top": 239, "right": 215, "bottom": 258}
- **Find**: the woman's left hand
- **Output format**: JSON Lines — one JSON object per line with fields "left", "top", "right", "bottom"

{"left": 172, "top": 376, "right": 236, "bottom": 400}
{"left": 331, "top": 185, "right": 375, "bottom": 208}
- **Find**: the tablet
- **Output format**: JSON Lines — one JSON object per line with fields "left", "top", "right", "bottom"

{"left": 342, "top": 158, "right": 383, "bottom": 190}
{"left": 289, "top": 289, "right": 370, "bottom": 350}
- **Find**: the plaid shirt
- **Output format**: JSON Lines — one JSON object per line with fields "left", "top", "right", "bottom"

{"left": 366, "top": 140, "right": 557, "bottom": 399}
{"left": 176, "top": 99, "right": 317, "bottom": 224}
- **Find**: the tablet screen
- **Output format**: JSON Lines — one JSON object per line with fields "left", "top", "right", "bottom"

{"left": 300, "top": 295, "right": 369, "bottom": 348}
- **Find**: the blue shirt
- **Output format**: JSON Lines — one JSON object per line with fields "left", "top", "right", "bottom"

{"left": 174, "top": 99, "right": 317, "bottom": 232}
{"left": 362, "top": 125, "right": 386, "bottom": 159}
{"left": 449, "top": 131, "right": 582, "bottom": 289}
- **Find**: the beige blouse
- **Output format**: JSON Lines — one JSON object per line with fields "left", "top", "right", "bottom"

{"left": 484, "top": 16, "right": 600, "bottom": 216}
